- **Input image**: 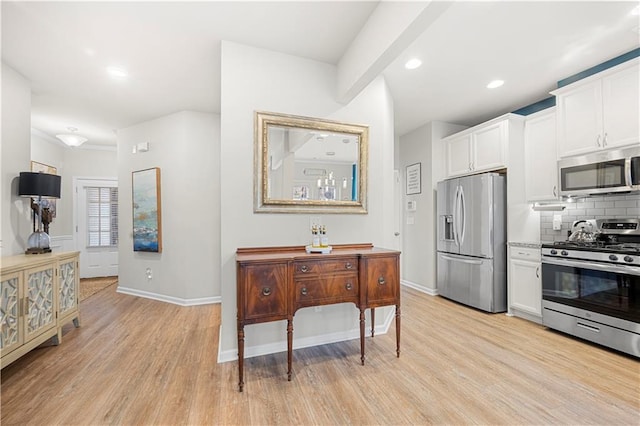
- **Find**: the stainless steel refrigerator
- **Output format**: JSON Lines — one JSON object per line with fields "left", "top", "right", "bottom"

{"left": 436, "top": 172, "right": 506, "bottom": 312}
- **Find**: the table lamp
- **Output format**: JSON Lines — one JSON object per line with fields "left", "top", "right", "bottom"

{"left": 18, "top": 172, "right": 61, "bottom": 254}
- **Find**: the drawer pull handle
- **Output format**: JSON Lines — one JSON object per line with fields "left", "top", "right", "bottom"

{"left": 300, "top": 265, "right": 308, "bottom": 273}
{"left": 262, "top": 287, "right": 272, "bottom": 296}
{"left": 378, "top": 276, "right": 386, "bottom": 285}
{"left": 301, "top": 287, "right": 308, "bottom": 296}
{"left": 345, "top": 282, "right": 353, "bottom": 291}
{"left": 345, "top": 262, "right": 353, "bottom": 270}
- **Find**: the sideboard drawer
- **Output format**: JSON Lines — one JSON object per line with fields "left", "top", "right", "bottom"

{"left": 294, "top": 257, "right": 358, "bottom": 276}
{"left": 241, "top": 263, "right": 288, "bottom": 321}
{"left": 294, "top": 274, "right": 359, "bottom": 308}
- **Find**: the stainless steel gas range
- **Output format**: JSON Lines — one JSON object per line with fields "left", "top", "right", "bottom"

{"left": 541, "top": 218, "right": 640, "bottom": 357}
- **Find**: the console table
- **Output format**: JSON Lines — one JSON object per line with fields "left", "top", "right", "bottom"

{"left": 236, "top": 243, "right": 400, "bottom": 391}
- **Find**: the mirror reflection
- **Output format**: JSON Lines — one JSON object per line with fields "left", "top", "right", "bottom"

{"left": 267, "top": 125, "right": 359, "bottom": 201}
{"left": 255, "top": 111, "right": 368, "bottom": 214}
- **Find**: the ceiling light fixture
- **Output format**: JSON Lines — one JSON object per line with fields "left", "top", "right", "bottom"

{"left": 107, "top": 66, "right": 128, "bottom": 79}
{"left": 56, "top": 127, "right": 88, "bottom": 147}
{"left": 487, "top": 79, "right": 504, "bottom": 89}
{"left": 405, "top": 58, "right": 422, "bottom": 70}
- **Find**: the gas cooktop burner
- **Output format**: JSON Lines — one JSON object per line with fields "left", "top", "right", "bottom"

{"left": 543, "top": 218, "right": 640, "bottom": 254}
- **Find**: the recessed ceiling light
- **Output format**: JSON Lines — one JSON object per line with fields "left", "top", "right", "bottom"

{"left": 487, "top": 80, "right": 504, "bottom": 89}
{"left": 326, "top": 151, "right": 336, "bottom": 156}
{"left": 107, "top": 66, "right": 128, "bottom": 79}
{"left": 405, "top": 58, "right": 422, "bottom": 70}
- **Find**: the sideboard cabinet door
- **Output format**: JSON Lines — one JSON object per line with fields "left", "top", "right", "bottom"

{"left": 240, "top": 262, "right": 288, "bottom": 322}
{"left": 1, "top": 272, "right": 23, "bottom": 357}
{"left": 364, "top": 255, "right": 399, "bottom": 307}
{"left": 23, "top": 263, "right": 56, "bottom": 342}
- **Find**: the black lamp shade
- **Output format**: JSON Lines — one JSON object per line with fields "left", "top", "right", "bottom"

{"left": 18, "top": 172, "right": 61, "bottom": 198}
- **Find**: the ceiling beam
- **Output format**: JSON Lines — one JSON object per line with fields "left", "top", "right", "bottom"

{"left": 336, "top": 0, "right": 453, "bottom": 104}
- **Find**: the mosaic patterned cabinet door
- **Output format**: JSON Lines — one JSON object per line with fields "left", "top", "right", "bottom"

{"left": 1, "top": 272, "right": 23, "bottom": 358}
{"left": 56, "top": 253, "right": 81, "bottom": 342}
{"left": 23, "top": 263, "right": 57, "bottom": 343}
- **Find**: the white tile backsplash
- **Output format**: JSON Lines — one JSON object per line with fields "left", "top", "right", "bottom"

{"left": 540, "top": 193, "right": 640, "bottom": 241}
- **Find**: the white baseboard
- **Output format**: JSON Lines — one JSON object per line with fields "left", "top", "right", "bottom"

{"left": 401, "top": 279, "right": 438, "bottom": 296}
{"left": 116, "top": 285, "right": 221, "bottom": 306}
{"left": 217, "top": 306, "right": 396, "bottom": 363}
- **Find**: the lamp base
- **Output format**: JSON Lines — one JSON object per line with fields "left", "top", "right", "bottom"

{"left": 25, "top": 231, "right": 51, "bottom": 255}
{"left": 25, "top": 247, "right": 52, "bottom": 255}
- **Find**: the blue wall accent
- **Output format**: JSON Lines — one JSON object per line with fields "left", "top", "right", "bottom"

{"left": 512, "top": 48, "right": 639, "bottom": 116}
{"left": 512, "top": 96, "right": 556, "bottom": 116}
{"left": 557, "top": 48, "right": 640, "bottom": 88}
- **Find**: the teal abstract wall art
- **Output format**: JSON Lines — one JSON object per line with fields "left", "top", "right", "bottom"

{"left": 132, "top": 167, "right": 162, "bottom": 253}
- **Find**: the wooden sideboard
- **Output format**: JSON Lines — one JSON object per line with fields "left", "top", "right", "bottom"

{"left": 236, "top": 243, "right": 400, "bottom": 391}
{"left": 1, "top": 251, "right": 81, "bottom": 368}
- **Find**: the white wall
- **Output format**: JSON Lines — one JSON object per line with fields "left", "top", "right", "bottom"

{"left": 219, "top": 41, "right": 396, "bottom": 361}
{"left": 117, "top": 111, "right": 219, "bottom": 303}
{"left": 1, "top": 63, "right": 32, "bottom": 256}
{"left": 398, "top": 121, "right": 466, "bottom": 294}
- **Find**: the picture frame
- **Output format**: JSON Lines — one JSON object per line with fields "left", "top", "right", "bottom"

{"left": 30, "top": 161, "right": 58, "bottom": 218}
{"left": 292, "top": 185, "right": 310, "bottom": 200}
{"left": 406, "top": 162, "right": 421, "bottom": 195}
{"left": 132, "top": 167, "right": 162, "bottom": 253}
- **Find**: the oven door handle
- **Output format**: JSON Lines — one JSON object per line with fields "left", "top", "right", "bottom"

{"left": 542, "top": 257, "right": 640, "bottom": 276}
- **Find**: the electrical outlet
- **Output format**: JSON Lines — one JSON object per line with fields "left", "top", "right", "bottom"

{"left": 309, "top": 216, "right": 322, "bottom": 230}
{"left": 146, "top": 267, "right": 152, "bottom": 280}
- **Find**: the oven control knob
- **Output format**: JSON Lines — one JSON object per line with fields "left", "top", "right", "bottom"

{"left": 609, "top": 254, "right": 618, "bottom": 261}
{"left": 561, "top": 250, "right": 569, "bottom": 256}
{"left": 550, "top": 249, "right": 557, "bottom": 255}
{"left": 624, "top": 256, "right": 634, "bottom": 263}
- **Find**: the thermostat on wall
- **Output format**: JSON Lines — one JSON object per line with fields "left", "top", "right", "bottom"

{"left": 407, "top": 200, "right": 417, "bottom": 211}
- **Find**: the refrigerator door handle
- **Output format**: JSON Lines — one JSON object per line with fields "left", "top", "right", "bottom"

{"left": 459, "top": 186, "right": 466, "bottom": 245}
{"left": 453, "top": 185, "right": 460, "bottom": 246}
{"left": 440, "top": 254, "right": 483, "bottom": 265}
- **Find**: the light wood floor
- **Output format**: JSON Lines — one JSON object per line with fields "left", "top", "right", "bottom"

{"left": 1, "top": 285, "right": 638, "bottom": 425}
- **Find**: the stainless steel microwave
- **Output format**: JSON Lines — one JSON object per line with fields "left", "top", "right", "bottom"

{"left": 558, "top": 146, "right": 640, "bottom": 197}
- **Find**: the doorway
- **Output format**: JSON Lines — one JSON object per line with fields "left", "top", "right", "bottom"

{"left": 74, "top": 178, "right": 118, "bottom": 278}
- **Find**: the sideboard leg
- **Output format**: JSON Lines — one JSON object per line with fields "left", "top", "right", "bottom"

{"left": 287, "top": 318, "right": 293, "bottom": 381}
{"left": 370, "top": 308, "right": 375, "bottom": 337}
{"left": 238, "top": 324, "right": 245, "bottom": 392}
{"left": 396, "top": 304, "right": 401, "bottom": 358}
{"left": 359, "top": 308, "right": 365, "bottom": 365}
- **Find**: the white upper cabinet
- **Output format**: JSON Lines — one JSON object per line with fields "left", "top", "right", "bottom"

{"left": 553, "top": 58, "right": 639, "bottom": 158}
{"left": 445, "top": 133, "right": 473, "bottom": 177}
{"left": 602, "top": 63, "right": 640, "bottom": 148}
{"left": 444, "top": 115, "right": 517, "bottom": 178}
{"left": 524, "top": 107, "right": 558, "bottom": 201}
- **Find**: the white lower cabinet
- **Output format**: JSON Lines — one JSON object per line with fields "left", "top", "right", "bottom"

{"left": 508, "top": 245, "right": 542, "bottom": 323}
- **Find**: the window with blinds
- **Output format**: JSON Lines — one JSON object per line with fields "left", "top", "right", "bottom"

{"left": 87, "top": 187, "right": 118, "bottom": 247}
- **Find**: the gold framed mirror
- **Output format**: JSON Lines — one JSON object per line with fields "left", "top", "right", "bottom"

{"left": 254, "top": 111, "right": 368, "bottom": 214}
